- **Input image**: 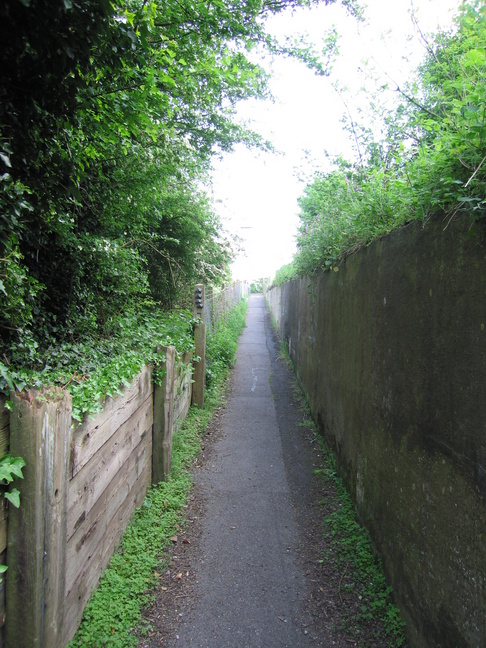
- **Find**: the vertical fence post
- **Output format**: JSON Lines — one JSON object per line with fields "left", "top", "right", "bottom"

{"left": 153, "top": 345, "right": 175, "bottom": 483}
{"left": 192, "top": 284, "right": 206, "bottom": 409}
{"left": 6, "top": 387, "right": 72, "bottom": 648}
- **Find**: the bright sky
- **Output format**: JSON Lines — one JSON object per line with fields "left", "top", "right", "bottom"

{"left": 211, "top": 0, "right": 464, "bottom": 282}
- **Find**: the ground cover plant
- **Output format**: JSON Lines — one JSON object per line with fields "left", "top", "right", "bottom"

{"left": 273, "top": 0, "right": 486, "bottom": 283}
{"left": 314, "top": 453, "right": 407, "bottom": 647}
{"left": 68, "top": 299, "right": 247, "bottom": 648}
{"left": 0, "top": 306, "right": 195, "bottom": 421}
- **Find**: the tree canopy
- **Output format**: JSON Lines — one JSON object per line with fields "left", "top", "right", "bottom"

{"left": 0, "top": 0, "right": 357, "bottom": 375}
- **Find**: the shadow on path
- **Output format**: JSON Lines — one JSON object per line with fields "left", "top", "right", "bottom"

{"left": 141, "top": 294, "right": 361, "bottom": 648}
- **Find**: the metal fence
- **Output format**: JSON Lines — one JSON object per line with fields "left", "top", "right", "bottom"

{"left": 204, "top": 280, "right": 250, "bottom": 332}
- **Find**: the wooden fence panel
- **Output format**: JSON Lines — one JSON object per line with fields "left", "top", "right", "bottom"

{"left": 71, "top": 366, "right": 152, "bottom": 478}
{"left": 0, "top": 397, "right": 9, "bottom": 648}
{"left": 61, "top": 367, "right": 153, "bottom": 645}
{"left": 62, "top": 450, "right": 151, "bottom": 646}
{"left": 4, "top": 337, "right": 198, "bottom": 646}
{"left": 67, "top": 390, "right": 153, "bottom": 541}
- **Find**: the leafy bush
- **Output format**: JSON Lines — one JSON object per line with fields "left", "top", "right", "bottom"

{"left": 205, "top": 299, "right": 247, "bottom": 387}
{"left": 0, "top": 307, "right": 195, "bottom": 421}
{"left": 1, "top": 0, "right": 357, "bottom": 358}
{"left": 250, "top": 279, "right": 264, "bottom": 293}
{"left": 280, "top": 0, "right": 486, "bottom": 281}
{"left": 272, "top": 261, "right": 298, "bottom": 286}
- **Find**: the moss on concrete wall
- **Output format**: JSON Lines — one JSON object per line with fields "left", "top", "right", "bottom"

{"left": 266, "top": 214, "right": 486, "bottom": 648}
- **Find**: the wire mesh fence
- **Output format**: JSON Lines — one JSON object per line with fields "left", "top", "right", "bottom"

{"left": 204, "top": 280, "right": 250, "bottom": 332}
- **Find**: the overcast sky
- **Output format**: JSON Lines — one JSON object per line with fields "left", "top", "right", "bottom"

{"left": 211, "top": 0, "right": 464, "bottom": 281}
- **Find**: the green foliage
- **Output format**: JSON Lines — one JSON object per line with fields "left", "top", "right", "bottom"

{"left": 282, "top": 0, "right": 486, "bottom": 281}
{"left": 68, "top": 299, "right": 247, "bottom": 647}
{"left": 0, "top": 307, "right": 195, "bottom": 422}
{"left": 205, "top": 299, "right": 247, "bottom": 387}
{"left": 0, "top": 451, "right": 27, "bottom": 578}
{"left": 272, "top": 260, "right": 299, "bottom": 285}
{"left": 250, "top": 278, "right": 266, "bottom": 293}
{"left": 0, "top": 453, "right": 26, "bottom": 509}
{"left": 317, "top": 458, "right": 406, "bottom": 646}
{"left": 0, "top": 0, "right": 357, "bottom": 360}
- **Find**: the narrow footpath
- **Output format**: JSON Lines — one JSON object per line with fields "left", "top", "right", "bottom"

{"left": 141, "top": 295, "right": 365, "bottom": 648}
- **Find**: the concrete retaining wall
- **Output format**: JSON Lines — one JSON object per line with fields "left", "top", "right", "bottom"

{"left": 266, "top": 214, "right": 486, "bottom": 648}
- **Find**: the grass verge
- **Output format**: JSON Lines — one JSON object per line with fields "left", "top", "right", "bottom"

{"left": 314, "top": 450, "right": 407, "bottom": 647}
{"left": 68, "top": 299, "right": 248, "bottom": 648}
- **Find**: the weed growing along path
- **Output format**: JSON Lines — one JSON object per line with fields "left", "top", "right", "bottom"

{"left": 140, "top": 295, "right": 405, "bottom": 647}
{"left": 69, "top": 301, "right": 248, "bottom": 648}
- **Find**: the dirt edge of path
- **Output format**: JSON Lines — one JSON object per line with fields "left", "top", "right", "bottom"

{"left": 137, "top": 397, "right": 391, "bottom": 647}
{"left": 137, "top": 311, "right": 399, "bottom": 648}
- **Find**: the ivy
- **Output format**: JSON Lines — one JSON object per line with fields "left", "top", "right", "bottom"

{"left": 0, "top": 452, "right": 26, "bottom": 579}
{"left": 0, "top": 454, "right": 26, "bottom": 509}
{"left": 1, "top": 307, "right": 195, "bottom": 422}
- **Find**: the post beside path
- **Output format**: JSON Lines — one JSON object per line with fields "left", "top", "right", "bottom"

{"left": 153, "top": 345, "right": 176, "bottom": 483}
{"left": 192, "top": 283, "right": 206, "bottom": 409}
{"left": 6, "top": 388, "right": 72, "bottom": 648}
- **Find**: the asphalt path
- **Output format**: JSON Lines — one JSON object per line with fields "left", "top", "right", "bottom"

{"left": 166, "top": 294, "right": 336, "bottom": 648}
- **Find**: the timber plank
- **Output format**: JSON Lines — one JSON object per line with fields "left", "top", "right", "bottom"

{"left": 6, "top": 388, "right": 72, "bottom": 648}
{"left": 65, "top": 437, "right": 151, "bottom": 587}
{"left": 67, "top": 394, "right": 153, "bottom": 540}
{"left": 0, "top": 499, "right": 7, "bottom": 555}
{"left": 0, "top": 398, "right": 9, "bottom": 457}
{"left": 62, "top": 462, "right": 151, "bottom": 647}
{"left": 173, "top": 355, "right": 193, "bottom": 431}
{"left": 71, "top": 366, "right": 153, "bottom": 477}
{"left": 0, "top": 548, "right": 5, "bottom": 630}
{"left": 174, "top": 369, "right": 192, "bottom": 431}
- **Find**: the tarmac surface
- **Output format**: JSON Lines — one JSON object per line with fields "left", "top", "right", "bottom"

{"left": 172, "top": 294, "right": 318, "bottom": 647}
{"left": 144, "top": 294, "right": 363, "bottom": 647}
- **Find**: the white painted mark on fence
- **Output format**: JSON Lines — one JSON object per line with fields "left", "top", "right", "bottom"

{"left": 251, "top": 368, "right": 258, "bottom": 393}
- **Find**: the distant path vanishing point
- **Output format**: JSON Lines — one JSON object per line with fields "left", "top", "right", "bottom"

{"left": 150, "top": 294, "right": 363, "bottom": 648}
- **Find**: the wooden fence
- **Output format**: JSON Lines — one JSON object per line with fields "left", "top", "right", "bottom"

{"left": 0, "top": 401, "right": 8, "bottom": 644}
{"left": 1, "top": 346, "right": 193, "bottom": 648}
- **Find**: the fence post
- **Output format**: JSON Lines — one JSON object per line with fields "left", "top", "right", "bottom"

{"left": 192, "top": 284, "right": 206, "bottom": 409}
{"left": 6, "top": 387, "right": 72, "bottom": 648}
{"left": 153, "top": 345, "right": 175, "bottom": 483}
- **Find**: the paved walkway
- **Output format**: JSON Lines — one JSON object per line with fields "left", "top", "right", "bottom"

{"left": 165, "top": 295, "right": 334, "bottom": 647}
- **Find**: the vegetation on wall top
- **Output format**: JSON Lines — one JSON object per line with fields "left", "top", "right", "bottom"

{"left": 274, "top": 0, "right": 486, "bottom": 284}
